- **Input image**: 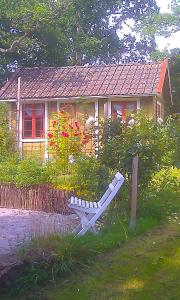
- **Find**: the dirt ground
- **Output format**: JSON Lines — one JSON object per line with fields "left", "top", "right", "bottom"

{"left": 0, "top": 208, "right": 78, "bottom": 275}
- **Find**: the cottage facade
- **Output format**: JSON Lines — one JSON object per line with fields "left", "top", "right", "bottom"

{"left": 0, "top": 60, "right": 172, "bottom": 160}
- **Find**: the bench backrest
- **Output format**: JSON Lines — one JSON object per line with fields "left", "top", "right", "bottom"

{"left": 99, "top": 172, "right": 124, "bottom": 206}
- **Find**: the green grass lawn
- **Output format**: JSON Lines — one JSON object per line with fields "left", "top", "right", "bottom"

{"left": 8, "top": 217, "right": 179, "bottom": 300}
{"left": 47, "top": 219, "right": 180, "bottom": 300}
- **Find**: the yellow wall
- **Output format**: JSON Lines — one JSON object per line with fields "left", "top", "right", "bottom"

{"left": 48, "top": 101, "right": 57, "bottom": 131}
{"left": 22, "top": 142, "right": 45, "bottom": 159}
{"left": 75, "top": 102, "right": 95, "bottom": 120}
{"left": 9, "top": 96, "right": 162, "bottom": 160}
{"left": 140, "top": 96, "right": 154, "bottom": 116}
{"left": 75, "top": 102, "right": 95, "bottom": 154}
{"left": 10, "top": 102, "right": 17, "bottom": 133}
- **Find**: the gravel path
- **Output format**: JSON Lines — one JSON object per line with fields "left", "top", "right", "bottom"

{"left": 0, "top": 208, "right": 78, "bottom": 275}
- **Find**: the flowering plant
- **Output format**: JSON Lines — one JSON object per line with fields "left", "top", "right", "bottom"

{"left": 48, "top": 110, "right": 90, "bottom": 170}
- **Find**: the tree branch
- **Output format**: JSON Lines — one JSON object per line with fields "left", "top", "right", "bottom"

{"left": 0, "top": 33, "right": 28, "bottom": 54}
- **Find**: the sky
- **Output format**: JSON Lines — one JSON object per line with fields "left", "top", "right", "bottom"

{"left": 156, "top": 0, "right": 180, "bottom": 50}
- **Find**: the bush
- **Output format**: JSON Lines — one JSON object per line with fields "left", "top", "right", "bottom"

{"left": 0, "top": 155, "right": 19, "bottom": 184}
{"left": 0, "top": 156, "right": 48, "bottom": 187}
{"left": 46, "top": 159, "right": 75, "bottom": 191}
{"left": 0, "top": 103, "right": 16, "bottom": 160}
{"left": 71, "top": 156, "right": 110, "bottom": 201}
{"left": 14, "top": 158, "right": 48, "bottom": 187}
{"left": 47, "top": 155, "right": 110, "bottom": 201}
{"left": 99, "top": 113, "right": 178, "bottom": 189}
{"left": 150, "top": 167, "right": 180, "bottom": 193}
{"left": 48, "top": 110, "right": 91, "bottom": 173}
{"left": 138, "top": 167, "right": 180, "bottom": 220}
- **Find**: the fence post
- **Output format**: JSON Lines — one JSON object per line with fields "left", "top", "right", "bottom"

{"left": 130, "top": 155, "right": 139, "bottom": 230}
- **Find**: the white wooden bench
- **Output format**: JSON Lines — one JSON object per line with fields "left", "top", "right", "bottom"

{"left": 68, "top": 172, "right": 124, "bottom": 236}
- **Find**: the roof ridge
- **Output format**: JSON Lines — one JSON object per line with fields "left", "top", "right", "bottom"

{"left": 19, "top": 61, "right": 163, "bottom": 71}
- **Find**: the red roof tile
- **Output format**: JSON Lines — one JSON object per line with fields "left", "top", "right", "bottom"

{"left": 0, "top": 60, "right": 168, "bottom": 100}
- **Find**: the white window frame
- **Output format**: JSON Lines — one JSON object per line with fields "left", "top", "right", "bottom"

{"left": 156, "top": 100, "right": 162, "bottom": 118}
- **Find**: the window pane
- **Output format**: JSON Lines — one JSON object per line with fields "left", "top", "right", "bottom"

{"left": 22, "top": 103, "right": 45, "bottom": 139}
{"left": 23, "top": 105, "right": 32, "bottom": 118}
{"left": 49, "top": 101, "right": 57, "bottom": 113}
{"left": 126, "top": 102, "right": 136, "bottom": 112}
{"left": 23, "top": 119, "right": 32, "bottom": 138}
{"left": 112, "top": 103, "right": 123, "bottom": 116}
{"left": 36, "top": 118, "right": 44, "bottom": 137}
{"left": 24, "top": 120, "right": 32, "bottom": 131}
{"left": 35, "top": 104, "right": 44, "bottom": 117}
{"left": 23, "top": 131, "right": 32, "bottom": 138}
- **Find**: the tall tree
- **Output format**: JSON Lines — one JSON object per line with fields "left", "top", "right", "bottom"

{"left": 169, "top": 49, "right": 180, "bottom": 113}
{"left": 135, "top": 0, "right": 180, "bottom": 113}
{"left": 136, "top": 0, "right": 180, "bottom": 37}
{"left": 0, "top": 0, "right": 159, "bottom": 83}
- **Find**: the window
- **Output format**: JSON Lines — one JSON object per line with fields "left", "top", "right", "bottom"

{"left": 22, "top": 103, "right": 45, "bottom": 138}
{"left": 111, "top": 101, "right": 137, "bottom": 120}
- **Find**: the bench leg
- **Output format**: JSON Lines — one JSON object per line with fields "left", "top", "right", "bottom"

{"left": 74, "top": 210, "right": 97, "bottom": 235}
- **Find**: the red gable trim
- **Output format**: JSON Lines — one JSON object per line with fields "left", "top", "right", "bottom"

{"left": 0, "top": 68, "right": 21, "bottom": 99}
{"left": 156, "top": 59, "right": 168, "bottom": 94}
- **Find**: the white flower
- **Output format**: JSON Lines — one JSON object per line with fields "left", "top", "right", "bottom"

{"left": 69, "top": 155, "right": 75, "bottom": 164}
{"left": 86, "top": 116, "right": 95, "bottom": 127}
{"left": 157, "top": 117, "right": 163, "bottom": 125}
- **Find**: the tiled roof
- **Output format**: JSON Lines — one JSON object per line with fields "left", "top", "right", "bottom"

{"left": 0, "top": 60, "right": 168, "bottom": 100}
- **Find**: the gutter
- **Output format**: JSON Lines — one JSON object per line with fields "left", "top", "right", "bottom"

{"left": 0, "top": 93, "right": 159, "bottom": 103}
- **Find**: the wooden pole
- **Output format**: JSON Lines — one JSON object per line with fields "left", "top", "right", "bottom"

{"left": 130, "top": 155, "right": 139, "bottom": 230}
{"left": 16, "top": 77, "right": 21, "bottom": 156}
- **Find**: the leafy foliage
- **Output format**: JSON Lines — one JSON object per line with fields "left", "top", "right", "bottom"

{"left": 99, "top": 113, "right": 177, "bottom": 188}
{"left": 46, "top": 155, "right": 110, "bottom": 201}
{"left": 48, "top": 110, "right": 90, "bottom": 173}
{"left": 0, "top": 0, "right": 159, "bottom": 83}
{"left": 138, "top": 167, "right": 180, "bottom": 220}
{"left": 14, "top": 158, "right": 48, "bottom": 187}
{"left": 70, "top": 155, "right": 110, "bottom": 201}
{"left": 3, "top": 166, "right": 180, "bottom": 296}
{"left": 169, "top": 49, "right": 180, "bottom": 113}
{"left": 0, "top": 103, "right": 15, "bottom": 160}
{"left": 149, "top": 166, "right": 180, "bottom": 193}
{"left": 136, "top": 0, "right": 180, "bottom": 37}
{"left": 0, "top": 156, "right": 48, "bottom": 187}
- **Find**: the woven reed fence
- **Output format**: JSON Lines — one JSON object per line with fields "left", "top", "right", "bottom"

{"left": 0, "top": 184, "right": 73, "bottom": 214}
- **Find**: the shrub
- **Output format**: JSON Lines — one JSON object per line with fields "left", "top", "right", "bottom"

{"left": 0, "top": 155, "right": 19, "bottom": 184}
{"left": 150, "top": 167, "right": 180, "bottom": 193}
{"left": 0, "top": 156, "right": 48, "bottom": 187}
{"left": 48, "top": 110, "right": 90, "bottom": 173}
{"left": 99, "top": 113, "right": 177, "bottom": 189}
{"left": 46, "top": 158, "right": 75, "bottom": 191}
{"left": 71, "top": 155, "right": 110, "bottom": 201}
{"left": 47, "top": 155, "right": 110, "bottom": 201}
{"left": 138, "top": 167, "right": 180, "bottom": 220}
{"left": 14, "top": 158, "right": 48, "bottom": 188}
{"left": 0, "top": 103, "right": 16, "bottom": 161}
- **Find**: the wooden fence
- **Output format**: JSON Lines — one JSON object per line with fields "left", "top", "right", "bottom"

{"left": 0, "top": 184, "right": 73, "bottom": 214}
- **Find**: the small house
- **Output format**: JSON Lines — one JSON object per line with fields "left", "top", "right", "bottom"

{"left": 0, "top": 59, "right": 172, "bottom": 160}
